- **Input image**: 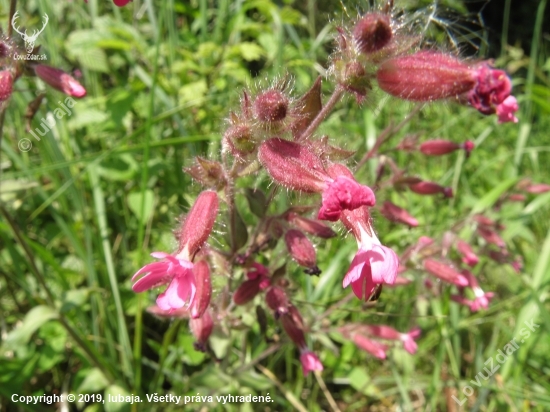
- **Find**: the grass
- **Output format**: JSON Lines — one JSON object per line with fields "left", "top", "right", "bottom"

{"left": 1, "top": 0, "right": 549, "bottom": 411}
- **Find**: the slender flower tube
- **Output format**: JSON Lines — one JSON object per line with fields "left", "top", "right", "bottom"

{"left": 380, "top": 201, "right": 418, "bottom": 227}
{"left": 0, "top": 70, "right": 13, "bottom": 103}
{"left": 131, "top": 191, "right": 219, "bottom": 312}
{"left": 34, "top": 65, "right": 87, "bottom": 97}
{"left": 300, "top": 349, "right": 324, "bottom": 375}
{"left": 352, "top": 334, "right": 388, "bottom": 359}
{"left": 409, "top": 181, "right": 453, "bottom": 198}
{"left": 340, "top": 207, "right": 399, "bottom": 300}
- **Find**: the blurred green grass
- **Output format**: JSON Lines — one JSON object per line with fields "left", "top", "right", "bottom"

{"left": 0, "top": 0, "right": 549, "bottom": 411}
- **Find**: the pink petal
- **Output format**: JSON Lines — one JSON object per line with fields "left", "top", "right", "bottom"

{"left": 343, "top": 251, "right": 369, "bottom": 288}
{"left": 300, "top": 351, "right": 323, "bottom": 376}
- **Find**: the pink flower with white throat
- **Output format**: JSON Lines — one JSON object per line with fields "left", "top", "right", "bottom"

{"left": 340, "top": 207, "right": 399, "bottom": 300}
{"left": 131, "top": 191, "right": 219, "bottom": 313}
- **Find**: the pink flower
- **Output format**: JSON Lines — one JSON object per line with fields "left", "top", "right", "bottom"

{"left": 400, "top": 328, "right": 421, "bottom": 354}
{"left": 340, "top": 207, "right": 399, "bottom": 300}
{"left": 423, "top": 259, "right": 469, "bottom": 286}
{"left": 496, "top": 95, "right": 519, "bottom": 123}
{"left": 352, "top": 334, "right": 388, "bottom": 359}
{"left": 468, "top": 64, "right": 512, "bottom": 115}
{"left": 132, "top": 252, "right": 196, "bottom": 311}
{"left": 456, "top": 240, "right": 479, "bottom": 267}
{"left": 300, "top": 350, "right": 323, "bottom": 375}
{"left": 131, "top": 191, "right": 219, "bottom": 312}
{"left": 259, "top": 139, "right": 375, "bottom": 221}
{"left": 451, "top": 270, "right": 494, "bottom": 312}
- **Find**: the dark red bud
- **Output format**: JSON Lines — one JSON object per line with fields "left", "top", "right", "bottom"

{"left": 0, "top": 70, "right": 13, "bottom": 102}
{"left": 190, "top": 310, "right": 213, "bottom": 352}
{"left": 253, "top": 89, "right": 289, "bottom": 123}
{"left": 190, "top": 261, "right": 211, "bottom": 319}
{"left": 284, "top": 229, "right": 317, "bottom": 270}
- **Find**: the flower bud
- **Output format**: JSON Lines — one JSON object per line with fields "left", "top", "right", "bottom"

{"left": 525, "top": 183, "right": 550, "bottom": 194}
{"left": 477, "top": 226, "right": 505, "bottom": 248}
{"left": 423, "top": 259, "right": 468, "bottom": 286}
{"left": 286, "top": 212, "right": 336, "bottom": 239}
{"left": 177, "top": 191, "right": 219, "bottom": 257}
{"left": 409, "top": 181, "right": 453, "bottom": 198}
{"left": 456, "top": 240, "right": 479, "bottom": 267}
{"left": 353, "top": 13, "right": 392, "bottom": 54}
{"left": 376, "top": 51, "right": 476, "bottom": 101}
{"left": 34, "top": 65, "right": 87, "bottom": 98}
{"left": 190, "top": 310, "right": 213, "bottom": 352}
{"left": 113, "top": 0, "right": 132, "bottom": 6}
{"left": 380, "top": 201, "right": 418, "bottom": 227}
{"left": 280, "top": 305, "right": 306, "bottom": 348}
{"left": 0, "top": 70, "right": 13, "bottom": 102}
{"left": 233, "top": 278, "right": 262, "bottom": 305}
{"left": 190, "top": 261, "right": 211, "bottom": 319}
{"left": 284, "top": 229, "right": 319, "bottom": 272}
{"left": 258, "top": 138, "right": 329, "bottom": 192}
{"left": 253, "top": 89, "right": 289, "bottom": 123}
{"left": 338, "top": 61, "right": 371, "bottom": 103}
{"left": 419, "top": 139, "right": 473, "bottom": 156}
{"left": 266, "top": 286, "right": 290, "bottom": 316}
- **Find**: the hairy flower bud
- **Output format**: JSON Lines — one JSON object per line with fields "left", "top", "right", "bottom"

{"left": 409, "top": 181, "right": 453, "bottom": 198}
{"left": 190, "top": 261, "right": 211, "bottom": 319}
{"left": 423, "top": 259, "right": 468, "bottom": 286}
{"left": 285, "top": 229, "right": 319, "bottom": 273}
{"left": 190, "top": 310, "right": 213, "bottom": 352}
{"left": 178, "top": 190, "right": 219, "bottom": 257}
{"left": 456, "top": 240, "right": 479, "bottom": 267}
{"left": 266, "top": 286, "right": 290, "bottom": 316}
{"left": 376, "top": 51, "right": 476, "bottom": 101}
{"left": 286, "top": 212, "right": 336, "bottom": 239}
{"left": 253, "top": 89, "right": 289, "bottom": 123}
{"left": 280, "top": 305, "right": 306, "bottom": 348}
{"left": 183, "top": 157, "right": 226, "bottom": 189}
{"left": 34, "top": 65, "right": 87, "bottom": 98}
{"left": 233, "top": 278, "right": 262, "bottom": 305}
{"left": 380, "top": 201, "right": 418, "bottom": 227}
{"left": 419, "top": 139, "right": 474, "bottom": 156}
{"left": 353, "top": 13, "right": 392, "bottom": 54}
{"left": 0, "top": 70, "right": 13, "bottom": 102}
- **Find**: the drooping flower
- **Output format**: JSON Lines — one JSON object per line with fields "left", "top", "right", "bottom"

{"left": 131, "top": 191, "right": 219, "bottom": 312}
{"left": 233, "top": 263, "right": 271, "bottom": 305}
{"left": 451, "top": 270, "right": 494, "bottom": 312}
{"left": 423, "top": 259, "right": 468, "bottom": 286}
{"left": 340, "top": 207, "right": 399, "bottom": 300}
{"left": 380, "top": 200, "right": 418, "bottom": 227}
{"left": 258, "top": 138, "right": 376, "bottom": 221}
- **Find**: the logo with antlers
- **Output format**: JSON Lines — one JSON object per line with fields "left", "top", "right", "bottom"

{"left": 12, "top": 11, "right": 49, "bottom": 54}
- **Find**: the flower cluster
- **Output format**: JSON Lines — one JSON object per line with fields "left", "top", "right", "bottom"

{"left": 131, "top": 4, "right": 523, "bottom": 374}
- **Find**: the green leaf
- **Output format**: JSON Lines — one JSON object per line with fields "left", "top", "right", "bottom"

{"left": 244, "top": 188, "right": 267, "bottom": 218}
{"left": 470, "top": 178, "right": 519, "bottom": 215}
{"left": 78, "top": 368, "right": 110, "bottom": 394}
{"left": 3, "top": 306, "right": 58, "bottom": 350}
{"left": 127, "top": 190, "right": 155, "bottom": 224}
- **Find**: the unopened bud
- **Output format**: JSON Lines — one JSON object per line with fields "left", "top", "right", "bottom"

{"left": 456, "top": 240, "right": 479, "bottom": 267}
{"left": 409, "top": 181, "right": 453, "bottom": 198}
{"left": 190, "top": 310, "right": 213, "bottom": 352}
{"left": 525, "top": 183, "right": 550, "bottom": 194}
{"left": 190, "top": 261, "right": 211, "bottom": 319}
{"left": 177, "top": 191, "right": 219, "bottom": 257}
{"left": 253, "top": 89, "right": 289, "bottom": 123}
{"left": 266, "top": 286, "right": 290, "bottom": 316}
{"left": 0, "top": 70, "right": 13, "bottom": 102}
{"left": 233, "top": 278, "right": 262, "bottom": 305}
{"left": 423, "top": 259, "right": 468, "bottom": 286}
{"left": 353, "top": 13, "right": 392, "bottom": 54}
{"left": 34, "top": 65, "right": 87, "bottom": 98}
{"left": 477, "top": 226, "right": 505, "bottom": 248}
{"left": 419, "top": 139, "right": 474, "bottom": 156}
{"left": 380, "top": 201, "right": 418, "bottom": 227}
{"left": 286, "top": 212, "right": 336, "bottom": 239}
{"left": 183, "top": 157, "right": 226, "bottom": 189}
{"left": 376, "top": 51, "right": 476, "bottom": 101}
{"left": 284, "top": 229, "right": 318, "bottom": 273}
{"left": 280, "top": 305, "right": 306, "bottom": 348}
